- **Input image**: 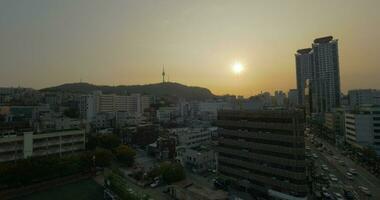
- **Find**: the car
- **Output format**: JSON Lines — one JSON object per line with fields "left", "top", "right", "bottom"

{"left": 312, "top": 153, "right": 319, "bottom": 159}
{"left": 349, "top": 168, "right": 357, "bottom": 175}
{"left": 150, "top": 181, "right": 159, "bottom": 188}
{"left": 338, "top": 160, "right": 346, "bottom": 166}
{"left": 333, "top": 156, "right": 339, "bottom": 160}
{"left": 322, "top": 166, "right": 329, "bottom": 171}
{"left": 346, "top": 172, "right": 354, "bottom": 180}
{"left": 323, "top": 192, "right": 333, "bottom": 199}
{"left": 358, "top": 186, "right": 371, "bottom": 196}
{"left": 334, "top": 192, "right": 344, "bottom": 200}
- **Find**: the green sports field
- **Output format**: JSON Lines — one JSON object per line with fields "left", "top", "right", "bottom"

{"left": 15, "top": 179, "right": 104, "bottom": 200}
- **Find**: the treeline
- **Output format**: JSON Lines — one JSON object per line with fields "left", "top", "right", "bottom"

{"left": 0, "top": 134, "right": 136, "bottom": 190}
{"left": 0, "top": 153, "right": 93, "bottom": 189}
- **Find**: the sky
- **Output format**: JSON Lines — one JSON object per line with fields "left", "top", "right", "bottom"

{"left": 0, "top": 0, "right": 379, "bottom": 97}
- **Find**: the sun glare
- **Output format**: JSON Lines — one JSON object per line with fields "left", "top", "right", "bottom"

{"left": 232, "top": 62, "right": 244, "bottom": 74}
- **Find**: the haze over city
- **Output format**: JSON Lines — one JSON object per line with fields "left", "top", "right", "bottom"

{"left": 1, "top": 0, "right": 380, "bottom": 96}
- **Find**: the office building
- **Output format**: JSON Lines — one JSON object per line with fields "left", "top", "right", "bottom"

{"left": 215, "top": 109, "right": 308, "bottom": 199}
{"left": 348, "top": 89, "right": 380, "bottom": 107}
{"left": 345, "top": 105, "right": 380, "bottom": 155}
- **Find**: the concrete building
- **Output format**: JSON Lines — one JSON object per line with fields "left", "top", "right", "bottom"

{"left": 176, "top": 145, "right": 215, "bottom": 173}
{"left": 170, "top": 127, "right": 212, "bottom": 148}
{"left": 345, "top": 105, "right": 380, "bottom": 155}
{"left": 288, "top": 89, "right": 298, "bottom": 108}
{"left": 296, "top": 36, "right": 341, "bottom": 114}
{"left": 324, "top": 108, "right": 346, "bottom": 145}
{"left": 348, "top": 89, "right": 380, "bottom": 107}
{"left": 274, "top": 91, "right": 286, "bottom": 106}
{"left": 295, "top": 48, "right": 313, "bottom": 106}
{"left": 122, "top": 123, "right": 159, "bottom": 147}
{"left": 311, "top": 36, "right": 341, "bottom": 113}
{"left": 215, "top": 109, "right": 308, "bottom": 199}
{"left": 80, "top": 92, "right": 153, "bottom": 121}
{"left": 156, "top": 106, "right": 179, "bottom": 123}
{"left": 0, "top": 129, "right": 85, "bottom": 162}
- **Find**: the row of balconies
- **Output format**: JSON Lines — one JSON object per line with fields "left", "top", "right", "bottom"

{"left": 219, "top": 165, "right": 308, "bottom": 193}
{"left": 0, "top": 154, "right": 24, "bottom": 162}
{"left": 218, "top": 138, "right": 305, "bottom": 155}
{"left": 216, "top": 120, "right": 295, "bottom": 131}
{"left": 215, "top": 146, "right": 305, "bottom": 167}
{"left": 218, "top": 155, "right": 306, "bottom": 181}
{"left": 219, "top": 129, "right": 303, "bottom": 143}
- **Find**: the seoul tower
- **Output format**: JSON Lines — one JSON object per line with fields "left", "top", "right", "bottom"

{"left": 162, "top": 65, "right": 165, "bottom": 83}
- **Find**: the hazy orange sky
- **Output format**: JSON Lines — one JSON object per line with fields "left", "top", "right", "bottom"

{"left": 0, "top": 0, "right": 379, "bottom": 97}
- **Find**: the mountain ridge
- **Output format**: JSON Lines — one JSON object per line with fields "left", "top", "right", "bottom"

{"left": 40, "top": 82, "right": 215, "bottom": 100}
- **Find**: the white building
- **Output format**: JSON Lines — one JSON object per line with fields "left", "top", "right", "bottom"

{"left": 0, "top": 129, "right": 86, "bottom": 162}
{"left": 348, "top": 89, "right": 380, "bottom": 107}
{"left": 170, "top": 127, "right": 212, "bottom": 148}
{"left": 345, "top": 105, "right": 380, "bottom": 155}
{"left": 80, "top": 92, "right": 153, "bottom": 121}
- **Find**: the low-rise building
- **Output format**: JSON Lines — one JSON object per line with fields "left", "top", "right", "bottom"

{"left": 170, "top": 127, "right": 212, "bottom": 148}
{"left": 176, "top": 145, "right": 215, "bottom": 173}
{"left": 122, "top": 123, "right": 159, "bottom": 147}
{"left": 0, "top": 129, "right": 85, "bottom": 162}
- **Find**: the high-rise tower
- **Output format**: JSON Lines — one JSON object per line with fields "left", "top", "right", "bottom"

{"left": 311, "top": 36, "right": 341, "bottom": 113}
{"left": 295, "top": 48, "right": 313, "bottom": 106}
{"left": 295, "top": 36, "right": 341, "bottom": 114}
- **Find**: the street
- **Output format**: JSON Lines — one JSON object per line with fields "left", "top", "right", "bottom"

{"left": 307, "top": 134, "right": 380, "bottom": 200}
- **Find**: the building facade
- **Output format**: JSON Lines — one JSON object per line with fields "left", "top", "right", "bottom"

{"left": 345, "top": 105, "right": 380, "bottom": 155}
{"left": 311, "top": 36, "right": 341, "bottom": 113}
{"left": 295, "top": 48, "right": 313, "bottom": 106}
{"left": 348, "top": 89, "right": 380, "bottom": 107}
{"left": 0, "top": 129, "right": 85, "bottom": 162}
{"left": 215, "top": 110, "right": 308, "bottom": 199}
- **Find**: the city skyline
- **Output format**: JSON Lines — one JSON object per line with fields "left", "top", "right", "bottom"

{"left": 1, "top": 0, "right": 380, "bottom": 97}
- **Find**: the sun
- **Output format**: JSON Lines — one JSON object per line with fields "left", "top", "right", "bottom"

{"left": 232, "top": 62, "right": 244, "bottom": 74}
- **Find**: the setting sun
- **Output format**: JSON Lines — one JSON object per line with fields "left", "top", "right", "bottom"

{"left": 232, "top": 62, "right": 244, "bottom": 74}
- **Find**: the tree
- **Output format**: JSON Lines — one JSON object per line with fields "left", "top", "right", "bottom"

{"left": 63, "top": 108, "right": 79, "bottom": 118}
{"left": 362, "top": 146, "right": 377, "bottom": 163}
{"left": 94, "top": 148, "right": 113, "bottom": 167}
{"left": 149, "top": 162, "right": 185, "bottom": 184}
{"left": 87, "top": 134, "right": 121, "bottom": 150}
{"left": 114, "top": 145, "right": 136, "bottom": 167}
{"left": 161, "top": 162, "right": 185, "bottom": 184}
